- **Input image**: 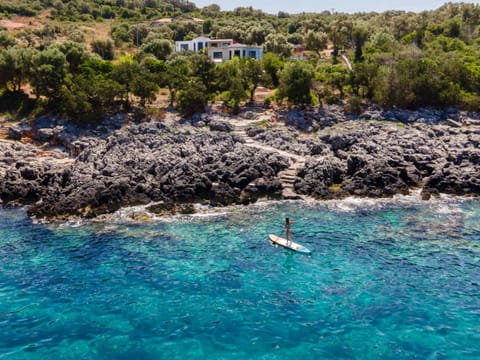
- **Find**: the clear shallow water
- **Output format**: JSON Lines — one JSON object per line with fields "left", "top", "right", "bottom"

{"left": 1, "top": 198, "right": 480, "bottom": 359}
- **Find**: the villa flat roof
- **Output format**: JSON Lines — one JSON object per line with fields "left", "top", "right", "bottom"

{"left": 228, "top": 44, "right": 262, "bottom": 49}
{"left": 208, "top": 40, "right": 234, "bottom": 43}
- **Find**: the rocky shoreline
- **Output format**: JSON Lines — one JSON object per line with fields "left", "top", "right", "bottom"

{"left": 1, "top": 105, "right": 480, "bottom": 220}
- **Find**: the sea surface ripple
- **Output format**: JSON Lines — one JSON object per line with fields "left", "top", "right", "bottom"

{"left": 1, "top": 196, "right": 480, "bottom": 359}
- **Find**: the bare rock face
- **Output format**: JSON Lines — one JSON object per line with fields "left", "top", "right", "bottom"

{"left": 294, "top": 156, "right": 346, "bottom": 198}
{"left": 291, "top": 121, "right": 480, "bottom": 199}
{"left": 209, "top": 120, "right": 233, "bottom": 132}
{"left": 2, "top": 106, "right": 480, "bottom": 220}
{"left": 16, "top": 121, "right": 288, "bottom": 219}
{"left": 246, "top": 117, "right": 480, "bottom": 201}
{"left": 0, "top": 142, "right": 61, "bottom": 205}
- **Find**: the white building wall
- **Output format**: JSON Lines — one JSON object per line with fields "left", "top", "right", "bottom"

{"left": 176, "top": 37, "right": 263, "bottom": 62}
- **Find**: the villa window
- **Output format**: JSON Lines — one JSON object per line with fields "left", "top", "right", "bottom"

{"left": 213, "top": 52, "right": 223, "bottom": 59}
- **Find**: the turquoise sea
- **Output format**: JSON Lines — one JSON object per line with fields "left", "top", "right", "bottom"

{"left": 1, "top": 196, "right": 480, "bottom": 359}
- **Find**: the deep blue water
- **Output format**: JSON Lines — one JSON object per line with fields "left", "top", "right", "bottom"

{"left": 1, "top": 197, "right": 480, "bottom": 359}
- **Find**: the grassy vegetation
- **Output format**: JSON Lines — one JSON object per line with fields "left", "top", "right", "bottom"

{"left": 329, "top": 183, "right": 342, "bottom": 192}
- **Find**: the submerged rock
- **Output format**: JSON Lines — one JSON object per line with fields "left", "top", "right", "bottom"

{"left": 147, "top": 202, "right": 196, "bottom": 216}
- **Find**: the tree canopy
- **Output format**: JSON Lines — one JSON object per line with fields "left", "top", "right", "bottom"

{"left": 2, "top": 1, "right": 480, "bottom": 119}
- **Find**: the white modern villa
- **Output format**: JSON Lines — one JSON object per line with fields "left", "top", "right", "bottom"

{"left": 175, "top": 36, "right": 263, "bottom": 63}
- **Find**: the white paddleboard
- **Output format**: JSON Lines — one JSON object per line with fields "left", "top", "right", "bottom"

{"left": 268, "top": 234, "right": 311, "bottom": 254}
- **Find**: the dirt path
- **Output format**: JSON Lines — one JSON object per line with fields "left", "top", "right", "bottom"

{"left": 340, "top": 54, "right": 353, "bottom": 71}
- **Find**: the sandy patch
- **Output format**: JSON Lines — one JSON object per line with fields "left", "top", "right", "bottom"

{"left": 0, "top": 19, "right": 29, "bottom": 29}
{"left": 0, "top": 16, "right": 41, "bottom": 30}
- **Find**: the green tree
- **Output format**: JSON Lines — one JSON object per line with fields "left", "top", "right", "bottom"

{"left": 366, "top": 32, "right": 397, "bottom": 53}
{"left": 0, "top": 31, "right": 15, "bottom": 49}
{"left": 325, "top": 64, "right": 351, "bottom": 98}
{"left": 131, "top": 68, "right": 159, "bottom": 107}
{"left": 278, "top": 61, "right": 315, "bottom": 105}
{"left": 261, "top": 53, "right": 284, "bottom": 88}
{"left": 216, "top": 57, "right": 248, "bottom": 113}
{"left": 203, "top": 19, "right": 213, "bottom": 35}
{"left": 31, "top": 47, "right": 68, "bottom": 100}
{"left": 246, "top": 24, "right": 272, "bottom": 45}
{"left": 287, "top": 33, "right": 303, "bottom": 45}
{"left": 443, "top": 17, "right": 463, "bottom": 38}
{"left": 0, "top": 47, "right": 37, "bottom": 92}
{"left": 328, "top": 15, "right": 353, "bottom": 58}
{"left": 0, "top": 49, "right": 16, "bottom": 91}
{"left": 111, "top": 58, "right": 141, "bottom": 107}
{"left": 176, "top": 78, "right": 208, "bottom": 117}
{"left": 171, "top": 21, "right": 202, "bottom": 41}
{"left": 352, "top": 27, "right": 369, "bottom": 62}
{"left": 373, "top": 57, "right": 456, "bottom": 109}
{"left": 92, "top": 78, "right": 124, "bottom": 109}
{"left": 78, "top": 58, "right": 114, "bottom": 77}
{"left": 139, "top": 39, "right": 173, "bottom": 61}
{"left": 304, "top": 30, "right": 328, "bottom": 57}
{"left": 165, "top": 55, "right": 190, "bottom": 106}
{"left": 59, "top": 73, "right": 124, "bottom": 122}
{"left": 190, "top": 53, "right": 216, "bottom": 94}
{"left": 143, "top": 56, "right": 167, "bottom": 84}
{"left": 143, "top": 27, "right": 175, "bottom": 43}
{"left": 111, "top": 23, "right": 130, "bottom": 46}
{"left": 129, "top": 23, "right": 150, "bottom": 46}
{"left": 263, "top": 33, "right": 292, "bottom": 58}
{"left": 91, "top": 39, "right": 115, "bottom": 60}
{"left": 214, "top": 25, "right": 242, "bottom": 42}
{"left": 75, "top": 58, "right": 121, "bottom": 112}
{"left": 56, "top": 41, "right": 91, "bottom": 72}
{"left": 200, "top": 4, "right": 221, "bottom": 18}
{"left": 241, "top": 58, "right": 263, "bottom": 103}
{"left": 352, "top": 62, "right": 379, "bottom": 98}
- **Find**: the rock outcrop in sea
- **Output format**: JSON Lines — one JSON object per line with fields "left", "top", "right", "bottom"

{"left": 1, "top": 105, "right": 480, "bottom": 220}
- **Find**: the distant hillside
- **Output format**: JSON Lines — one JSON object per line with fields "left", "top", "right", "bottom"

{"left": 2, "top": 1, "right": 480, "bottom": 120}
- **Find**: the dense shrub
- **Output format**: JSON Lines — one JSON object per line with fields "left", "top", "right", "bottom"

{"left": 139, "top": 39, "right": 173, "bottom": 60}
{"left": 91, "top": 39, "right": 115, "bottom": 60}
{"left": 278, "top": 61, "right": 315, "bottom": 105}
{"left": 345, "top": 96, "right": 363, "bottom": 114}
{"left": 176, "top": 79, "right": 208, "bottom": 117}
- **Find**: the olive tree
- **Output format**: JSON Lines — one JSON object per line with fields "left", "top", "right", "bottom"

{"left": 0, "top": 47, "right": 37, "bottom": 92}
{"left": 278, "top": 61, "right": 315, "bottom": 105}
{"left": 304, "top": 30, "right": 328, "bottom": 57}
{"left": 31, "top": 47, "right": 68, "bottom": 99}
{"left": 139, "top": 39, "right": 173, "bottom": 61}
{"left": 263, "top": 33, "right": 292, "bottom": 58}
{"left": 91, "top": 39, "right": 115, "bottom": 60}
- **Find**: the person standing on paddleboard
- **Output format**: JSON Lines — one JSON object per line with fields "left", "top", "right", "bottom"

{"left": 285, "top": 217, "right": 294, "bottom": 246}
